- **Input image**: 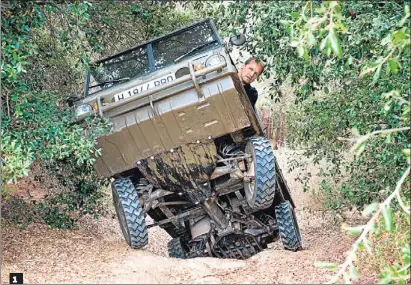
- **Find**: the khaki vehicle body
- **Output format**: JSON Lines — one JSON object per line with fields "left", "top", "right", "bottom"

{"left": 75, "top": 19, "right": 262, "bottom": 192}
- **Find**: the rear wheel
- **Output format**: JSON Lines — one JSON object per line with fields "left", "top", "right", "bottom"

{"left": 275, "top": 200, "right": 303, "bottom": 251}
{"left": 168, "top": 237, "right": 188, "bottom": 259}
{"left": 112, "top": 177, "right": 148, "bottom": 249}
{"left": 243, "top": 137, "right": 276, "bottom": 210}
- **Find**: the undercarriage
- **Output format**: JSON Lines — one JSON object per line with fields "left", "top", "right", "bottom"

{"left": 112, "top": 135, "right": 303, "bottom": 260}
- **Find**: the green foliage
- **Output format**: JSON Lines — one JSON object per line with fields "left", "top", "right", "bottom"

{"left": 1, "top": 90, "right": 111, "bottom": 184}
{"left": 34, "top": 160, "right": 108, "bottom": 229}
{"left": 380, "top": 242, "right": 410, "bottom": 284}
{"left": 1, "top": 131, "right": 34, "bottom": 184}
{"left": 1, "top": 2, "right": 45, "bottom": 88}
{"left": 1, "top": 1, "right": 199, "bottom": 228}
{"left": 199, "top": 0, "right": 410, "bottom": 283}
{"left": 285, "top": 1, "right": 410, "bottom": 210}
{"left": 199, "top": 0, "right": 409, "bottom": 210}
{"left": 197, "top": 1, "right": 308, "bottom": 100}
{"left": 2, "top": 160, "right": 108, "bottom": 229}
{"left": 286, "top": 1, "right": 346, "bottom": 60}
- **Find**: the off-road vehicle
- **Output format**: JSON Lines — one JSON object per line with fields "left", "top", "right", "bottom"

{"left": 70, "top": 19, "right": 302, "bottom": 259}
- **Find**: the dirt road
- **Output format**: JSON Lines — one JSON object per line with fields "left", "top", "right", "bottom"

{"left": 1, "top": 149, "right": 365, "bottom": 284}
{"left": 2, "top": 209, "right": 359, "bottom": 284}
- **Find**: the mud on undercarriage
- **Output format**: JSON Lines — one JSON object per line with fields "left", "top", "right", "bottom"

{"left": 112, "top": 135, "right": 303, "bottom": 260}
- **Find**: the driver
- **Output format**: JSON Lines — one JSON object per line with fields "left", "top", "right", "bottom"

{"left": 238, "top": 57, "right": 265, "bottom": 111}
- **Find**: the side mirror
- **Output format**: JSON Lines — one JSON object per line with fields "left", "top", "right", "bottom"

{"left": 229, "top": 33, "right": 246, "bottom": 46}
{"left": 67, "top": 95, "right": 80, "bottom": 107}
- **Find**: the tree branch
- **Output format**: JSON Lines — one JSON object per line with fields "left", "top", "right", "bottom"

{"left": 337, "top": 127, "right": 410, "bottom": 142}
{"left": 328, "top": 166, "right": 410, "bottom": 284}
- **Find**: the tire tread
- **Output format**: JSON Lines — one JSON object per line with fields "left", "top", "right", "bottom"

{"left": 275, "top": 201, "right": 303, "bottom": 251}
{"left": 112, "top": 178, "right": 148, "bottom": 249}
{"left": 249, "top": 137, "right": 276, "bottom": 210}
{"left": 168, "top": 237, "right": 187, "bottom": 259}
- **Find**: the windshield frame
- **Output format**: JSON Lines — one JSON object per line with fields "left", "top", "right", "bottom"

{"left": 85, "top": 19, "right": 221, "bottom": 97}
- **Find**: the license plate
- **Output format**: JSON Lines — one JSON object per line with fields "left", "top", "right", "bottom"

{"left": 114, "top": 73, "right": 175, "bottom": 102}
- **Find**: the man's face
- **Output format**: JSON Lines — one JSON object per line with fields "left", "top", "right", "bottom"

{"left": 239, "top": 60, "right": 263, "bottom": 84}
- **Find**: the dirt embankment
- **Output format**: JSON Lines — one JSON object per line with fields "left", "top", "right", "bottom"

{"left": 1, "top": 148, "right": 369, "bottom": 284}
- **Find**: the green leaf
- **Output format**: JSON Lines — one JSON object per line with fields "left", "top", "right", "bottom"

{"left": 325, "top": 45, "right": 332, "bottom": 57}
{"left": 320, "top": 37, "right": 329, "bottom": 51}
{"left": 307, "top": 32, "right": 316, "bottom": 46}
{"left": 290, "top": 40, "right": 299, "bottom": 47}
{"left": 372, "top": 65, "right": 382, "bottom": 84}
{"left": 362, "top": 202, "right": 379, "bottom": 217}
{"left": 401, "top": 244, "right": 410, "bottom": 263}
{"left": 381, "top": 34, "right": 392, "bottom": 46}
{"left": 398, "top": 4, "right": 410, "bottom": 26}
{"left": 342, "top": 224, "right": 365, "bottom": 236}
{"left": 385, "top": 133, "right": 392, "bottom": 144}
{"left": 315, "top": 261, "right": 339, "bottom": 269}
{"left": 334, "top": 23, "right": 348, "bottom": 34}
{"left": 401, "top": 148, "right": 410, "bottom": 157}
{"left": 329, "top": 1, "right": 339, "bottom": 9}
{"left": 328, "top": 29, "right": 342, "bottom": 58}
{"left": 388, "top": 59, "right": 399, "bottom": 74}
{"left": 351, "top": 140, "right": 367, "bottom": 156}
{"left": 297, "top": 45, "right": 305, "bottom": 58}
{"left": 351, "top": 127, "right": 360, "bottom": 137}
{"left": 315, "top": 7, "right": 327, "bottom": 14}
{"left": 303, "top": 48, "right": 310, "bottom": 62}
{"left": 382, "top": 205, "right": 394, "bottom": 233}
{"left": 393, "top": 30, "right": 406, "bottom": 44}
{"left": 279, "top": 19, "right": 290, "bottom": 25}
{"left": 349, "top": 266, "right": 359, "bottom": 280}
{"left": 369, "top": 57, "right": 384, "bottom": 68}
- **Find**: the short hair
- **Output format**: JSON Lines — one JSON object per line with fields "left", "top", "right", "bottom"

{"left": 244, "top": 57, "right": 265, "bottom": 74}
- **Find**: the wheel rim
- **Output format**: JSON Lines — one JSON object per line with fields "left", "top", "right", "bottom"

{"left": 243, "top": 142, "right": 257, "bottom": 206}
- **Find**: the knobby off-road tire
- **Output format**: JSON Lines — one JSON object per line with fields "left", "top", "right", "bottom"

{"left": 168, "top": 237, "right": 187, "bottom": 259}
{"left": 244, "top": 137, "right": 276, "bottom": 210}
{"left": 275, "top": 200, "right": 303, "bottom": 251}
{"left": 112, "top": 177, "right": 148, "bottom": 249}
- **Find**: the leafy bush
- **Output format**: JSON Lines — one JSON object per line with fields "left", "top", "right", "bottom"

{"left": 1, "top": 1, "right": 201, "bottom": 228}
{"left": 1, "top": 90, "right": 111, "bottom": 184}
{"left": 197, "top": 0, "right": 410, "bottom": 282}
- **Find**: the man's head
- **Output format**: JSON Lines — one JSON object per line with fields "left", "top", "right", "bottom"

{"left": 238, "top": 57, "right": 265, "bottom": 84}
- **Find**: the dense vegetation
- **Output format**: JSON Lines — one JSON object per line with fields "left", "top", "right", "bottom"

{"left": 1, "top": 0, "right": 200, "bottom": 227}
{"left": 1, "top": 1, "right": 409, "bottom": 283}
{"left": 196, "top": 1, "right": 410, "bottom": 283}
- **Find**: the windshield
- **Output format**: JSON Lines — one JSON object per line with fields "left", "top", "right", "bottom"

{"left": 90, "top": 46, "right": 149, "bottom": 83}
{"left": 86, "top": 20, "right": 220, "bottom": 96}
{"left": 152, "top": 22, "right": 219, "bottom": 69}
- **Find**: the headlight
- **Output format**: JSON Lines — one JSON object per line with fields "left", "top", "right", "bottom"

{"left": 205, "top": 54, "right": 225, "bottom": 67}
{"left": 76, "top": 104, "right": 92, "bottom": 117}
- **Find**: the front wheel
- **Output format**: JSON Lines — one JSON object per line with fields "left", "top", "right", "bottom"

{"left": 275, "top": 201, "right": 303, "bottom": 251}
{"left": 112, "top": 177, "right": 148, "bottom": 249}
{"left": 243, "top": 137, "right": 276, "bottom": 210}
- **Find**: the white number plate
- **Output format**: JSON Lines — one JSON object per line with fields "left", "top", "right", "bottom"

{"left": 114, "top": 73, "right": 175, "bottom": 102}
